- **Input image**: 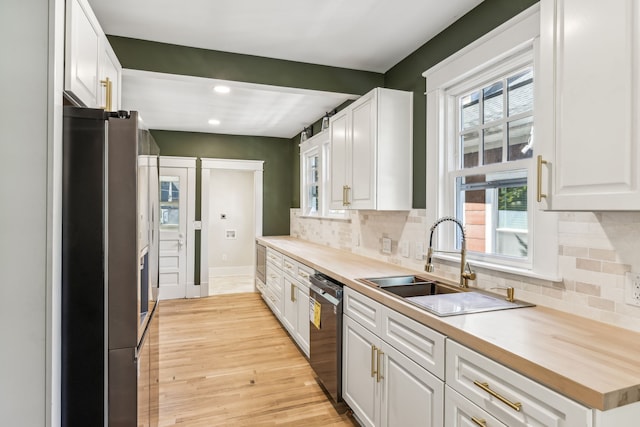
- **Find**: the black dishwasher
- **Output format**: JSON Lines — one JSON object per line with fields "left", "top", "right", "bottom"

{"left": 309, "top": 273, "right": 344, "bottom": 405}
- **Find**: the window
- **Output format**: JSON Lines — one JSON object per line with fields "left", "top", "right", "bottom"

{"left": 424, "top": 6, "right": 559, "bottom": 279}
{"left": 453, "top": 66, "right": 534, "bottom": 262}
{"left": 300, "top": 132, "right": 347, "bottom": 218}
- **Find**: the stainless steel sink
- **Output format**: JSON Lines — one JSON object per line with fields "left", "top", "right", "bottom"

{"left": 360, "top": 276, "right": 463, "bottom": 298}
{"left": 359, "top": 275, "right": 533, "bottom": 316}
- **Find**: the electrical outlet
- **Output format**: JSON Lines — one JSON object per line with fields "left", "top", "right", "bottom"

{"left": 415, "top": 242, "right": 425, "bottom": 261}
{"left": 382, "top": 237, "right": 392, "bottom": 254}
{"left": 624, "top": 272, "right": 640, "bottom": 307}
{"left": 399, "top": 241, "right": 410, "bottom": 258}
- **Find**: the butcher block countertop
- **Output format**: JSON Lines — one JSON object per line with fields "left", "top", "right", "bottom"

{"left": 258, "top": 236, "right": 640, "bottom": 412}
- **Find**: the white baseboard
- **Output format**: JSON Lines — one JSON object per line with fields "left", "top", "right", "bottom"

{"left": 209, "top": 266, "right": 254, "bottom": 277}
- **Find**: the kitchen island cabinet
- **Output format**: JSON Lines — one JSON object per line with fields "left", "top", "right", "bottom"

{"left": 257, "top": 236, "right": 640, "bottom": 425}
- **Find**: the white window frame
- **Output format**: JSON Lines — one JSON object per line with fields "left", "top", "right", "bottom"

{"left": 423, "top": 4, "right": 560, "bottom": 281}
{"left": 299, "top": 131, "right": 348, "bottom": 219}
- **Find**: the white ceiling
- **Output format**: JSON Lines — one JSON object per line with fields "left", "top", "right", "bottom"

{"left": 125, "top": 70, "right": 357, "bottom": 138}
{"left": 88, "top": 0, "right": 484, "bottom": 138}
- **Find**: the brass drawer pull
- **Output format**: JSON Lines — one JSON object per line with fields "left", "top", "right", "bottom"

{"left": 376, "top": 349, "right": 384, "bottom": 383}
{"left": 370, "top": 345, "right": 377, "bottom": 377}
{"left": 290, "top": 283, "right": 296, "bottom": 302}
{"left": 473, "top": 381, "right": 522, "bottom": 412}
{"left": 471, "top": 417, "right": 487, "bottom": 427}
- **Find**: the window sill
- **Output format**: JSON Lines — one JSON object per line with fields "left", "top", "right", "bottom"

{"left": 434, "top": 253, "right": 562, "bottom": 283}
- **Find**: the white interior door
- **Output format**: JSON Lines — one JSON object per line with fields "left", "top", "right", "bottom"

{"left": 158, "top": 169, "right": 188, "bottom": 299}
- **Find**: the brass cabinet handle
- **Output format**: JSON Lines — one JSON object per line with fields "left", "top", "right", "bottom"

{"left": 473, "top": 381, "right": 522, "bottom": 412}
{"left": 100, "top": 77, "right": 112, "bottom": 111}
{"left": 290, "top": 283, "right": 296, "bottom": 302}
{"left": 376, "top": 349, "right": 384, "bottom": 383}
{"left": 370, "top": 345, "right": 377, "bottom": 377}
{"left": 298, "top": 271, "right": 309, "bottom": 280}
{"left": 536, "top": 155, "right": 548, "bottom": 202}
{"left": 471, "top": 416, "right": 487, "bottom": 427}
{"left": 342, "top": 185, "right": 348, "bottom": 206}
{"left": 345, "top": 185, "right": 351, "bottom": 206}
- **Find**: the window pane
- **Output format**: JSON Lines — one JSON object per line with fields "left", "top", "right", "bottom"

{"left": 461, "top": 131, "right": 480, "bottom": 168}
{"left": 483, "top": 125, "right": 503, "bottom": 165}
{"left": 483, "top": 82, "right": 503, "bottom": 123}
{"left": 456, "top": 170, "right": 528, "bottom": 259}
{"left": 461, "top": 91, "right": 480, "bottom": 130}
{"left": 306, "top": 153, "right": 319, "bottom": 213}
{"left": 508, "top": 68, "right": 534, "bottom": 116}
{"left": 508, "top": 117, "right": 534, "bottom": 160}
{"left": 160, "top": 176, "right": 180, "bottom": 229}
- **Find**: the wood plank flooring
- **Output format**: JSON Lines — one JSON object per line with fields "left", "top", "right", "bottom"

{"left": 157, "top": 292, "right": 358, "bottom": 426}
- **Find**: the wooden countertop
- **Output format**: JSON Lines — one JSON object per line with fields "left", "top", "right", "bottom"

{"left": 258, "top": 236, "right": 640, "bottom": 411}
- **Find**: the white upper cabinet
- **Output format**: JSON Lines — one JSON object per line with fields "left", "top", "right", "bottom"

{"left": 329, "top": 88, "right": 413, "bottom": 211}
{"left": 65, "top": 0, "right": 122, "bottom": 111}
{"left": 537, "top": 0, "right": 640, "bottom": 210}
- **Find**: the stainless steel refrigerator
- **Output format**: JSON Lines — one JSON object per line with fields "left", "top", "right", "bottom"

{"left": 62, "top": 106, "right": 160, "bottom": 426}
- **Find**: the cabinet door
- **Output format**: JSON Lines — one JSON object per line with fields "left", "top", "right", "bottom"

{"left": 379, "top": 343, "right": 444, "bottom": 427}
{"left": 538, "top": 0, "right": 640, "bottom": 210}
{"left": 65, "top": 0, "right": 100, "bottom": 107}
{"left": 329, "top": 109, "right": 350, "bottom": 210}
{"left": 343, "top": 315, "right": 379, "bottom": 427}
{"left": 281, "top": 276, "right": 297, "bottom": 334}
{"left": 350, "top": 92, "right": 376, "bottom": 210}
{"left": 294, "top": 285, "right": 310, "bottom": 357}
{"left": 99, "top": 42, "right": 122, "bottom": 111}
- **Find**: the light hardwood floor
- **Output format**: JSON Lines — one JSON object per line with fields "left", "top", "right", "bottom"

{"left": 158, "top": 292, "right": 359, "bottom": 426}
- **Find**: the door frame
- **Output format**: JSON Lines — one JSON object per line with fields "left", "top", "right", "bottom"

{"left": 159, "top": 156, "right": 198, "bottom": 298}
{"left": 200, "top": 158, "right": 264, "bottom": 297}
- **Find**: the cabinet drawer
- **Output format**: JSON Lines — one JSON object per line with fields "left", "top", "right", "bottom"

{"left": 344, "top": 287, "right": 382, "bottom": 334}
{"left": 381, "top": 306, "right": 446, "bottom": 380}
{"left": 296, "top": 263, "right": 313, "bottom": 284}
{"left": 445, "top": 386, "right": 506, "bottom": 427}
{"left": 446, "top": 340, "right": 591, "bottom": 427}
{"left": 266, "top": 247, "right": 283, "bottom": 267}
{"left": 283, "top": 257, "right": 297, "bottom": 277}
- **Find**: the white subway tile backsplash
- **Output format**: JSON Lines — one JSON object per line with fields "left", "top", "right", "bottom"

{"left": 290, "top": 208, "right": 640, "bottom": 332}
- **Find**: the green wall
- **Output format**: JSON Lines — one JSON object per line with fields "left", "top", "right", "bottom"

{"left": 108, "top": 36, "right": 383, "bottom": 95}
{"left": 112, "top": 0, "right": 539, "bottom": 223}
{"left": 383, "top": 0, "right": 539, "bottom": 208}
{"left": 151, "top": 130, "right": 293, "bottom": 236}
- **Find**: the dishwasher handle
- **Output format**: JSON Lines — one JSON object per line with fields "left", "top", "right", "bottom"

{"left": 309, "top": 283, "right": 341, "bottom": 306}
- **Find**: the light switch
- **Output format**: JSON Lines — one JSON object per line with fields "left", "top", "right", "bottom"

{"left": 382, "top": 237, "right": 392, "bottom": 254}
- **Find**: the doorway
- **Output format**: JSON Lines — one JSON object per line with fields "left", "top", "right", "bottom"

{"left": 158, "top": 157, "right": 197, "bottom": 300}
{"left": 200, "top": 159, "right": 264, "bottom": 296}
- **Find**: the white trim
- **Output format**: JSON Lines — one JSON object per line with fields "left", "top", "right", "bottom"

{"left": 423, "top": 3, "right": 540, "bottom": 84}
{"left": 159, "top": 158, "right": 198, "bottom": 298}
{"left": 209, "top": 266, "right": 254, "bottom": 277}
{"left": 200, "top": 158, "right": 264, "bottom": 297}
{"left": 160, "top": 156, "right": 196, "bottom": 168}
{"left": 424, "top": 4, "right": 560, "bottom": 281}
{"left": 201, "top": 158, "right": 264, "bottom": 171}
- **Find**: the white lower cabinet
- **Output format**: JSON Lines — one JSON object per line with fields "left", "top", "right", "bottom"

{"left": 446, "top": 340, "right": 591, "bottom": 427}
{"left": 446, "top": 386, "right": 506, "bottom": 427}
{"left": 282, "top": 268, "right": 310, "bottom": 357}
{"left": 262, "top": 249, "right": 311, "bottom": 357}
{"left": 343, "top": 307, "right": 444, "bottom": 427}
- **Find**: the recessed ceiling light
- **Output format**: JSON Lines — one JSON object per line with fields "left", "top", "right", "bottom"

{"left": 208, "top": 119, "right": 220, "bottom": 126}
{"left": 213, "top": 85, "right": 230, "bottom": 94}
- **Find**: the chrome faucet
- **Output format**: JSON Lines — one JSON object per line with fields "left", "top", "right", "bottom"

{"left": 425, "top": 216, "right": 476, "bottom": 288}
